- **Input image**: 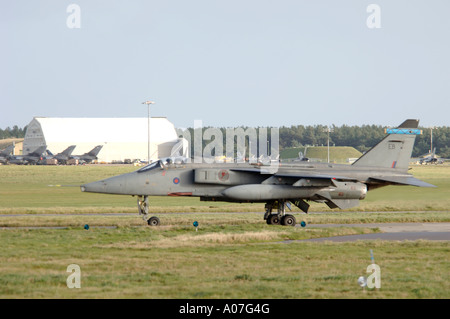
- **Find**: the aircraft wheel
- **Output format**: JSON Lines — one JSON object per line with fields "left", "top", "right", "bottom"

{"left": 281, "top": 214, "right": 296, "bottom": 226}
{"left": 147, "top": 216, "right": 160, "bottom": 226}
{"left": 268, "top": 214, "right": 281, "bottom": 225}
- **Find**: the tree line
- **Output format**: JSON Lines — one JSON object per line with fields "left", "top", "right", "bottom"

{"left": 0, "top": 126, "right": 27, "bottom": 140}
{"left": 278, "top": 124, "right": 450, "bottom": 158}
{"left": 179, "top": 125, "right": 450, "bottom": 159}
{"left": 2, "top": 124, "right": 449, "bottom": 158}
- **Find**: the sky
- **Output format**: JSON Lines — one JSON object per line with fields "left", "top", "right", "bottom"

{"left": 1, "top": 0, "right": 450, "bottom": 130}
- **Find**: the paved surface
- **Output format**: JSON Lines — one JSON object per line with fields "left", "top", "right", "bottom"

{"left": 291, "top": 222, "right": 450, "bottom": 242}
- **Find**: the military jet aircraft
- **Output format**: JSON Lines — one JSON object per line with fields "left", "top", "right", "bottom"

{"left": 70, "top": 145, "right": 103, "bottom": 164}
{"left": 81, "top": 119, "right": 435, "bottom": 226}
{"left": 46, "top": 145, "right": 76, "bottom": 164}
{"left": 7, "top": 146, "right": 47, "bottom": 165}
{"left": 419, "top": 148, "right": 443, "bottom": 165}
{"left": 0, "top": 145, "right": 14, "bottom": 164}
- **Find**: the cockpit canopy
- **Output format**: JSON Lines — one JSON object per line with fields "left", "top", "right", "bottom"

{"left": 137, "top": 160, "right": 162, "bottom": 173}
{"left": 137, "top": 156, "right": 189, "bottom": 173}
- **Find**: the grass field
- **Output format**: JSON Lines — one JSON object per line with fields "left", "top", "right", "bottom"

{"left": 0, "top": 164, "right": 449, "bottom": 214}
{"left": 1, "top": 228, "right": 448, "bottom": 299}
{"left": 0, "top": 164, "right": 449, "bottom": 299}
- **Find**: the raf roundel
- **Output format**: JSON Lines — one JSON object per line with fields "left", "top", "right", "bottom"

{"left": 218, "top": 169, "right": 229, "bottom": 182}
{"left": 173, "top": 177, "right": 180, "bottom": 184}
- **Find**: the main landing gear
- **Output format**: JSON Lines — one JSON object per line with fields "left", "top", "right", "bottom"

{"left": 264, "top": 200, "right": 298, "bottom": 227}
{"left": 137, "top": 195, "right": 160, "bottom": 226}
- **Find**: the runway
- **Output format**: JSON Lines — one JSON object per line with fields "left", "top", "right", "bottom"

{"left": 291, "top": 222, "right": 450, "bottom": 242}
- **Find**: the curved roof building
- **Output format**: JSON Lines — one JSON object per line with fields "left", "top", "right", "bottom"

{"left": 23, "top": 117, "right": 187, "bottom": 163}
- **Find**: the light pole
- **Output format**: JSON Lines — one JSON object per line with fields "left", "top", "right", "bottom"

{"left": 430, "top": 126, "right": 436, "bottom": 154}
{"left": 323, "top": 126, "right": 334, "bottom": 163}
{"left": 142, "top": 100, "right": 155, "bottom": 163}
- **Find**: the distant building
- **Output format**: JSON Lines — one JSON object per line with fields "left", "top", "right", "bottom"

{"left": 0, "top": 138, "right": 23, "bottom": 156}
{"left": 23, "top": 117, "right": 188, "bottom": 163}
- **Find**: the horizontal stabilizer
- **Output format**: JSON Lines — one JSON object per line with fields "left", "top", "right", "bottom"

{"left": 369, "top": 176, "right": 436, "bottom": 188}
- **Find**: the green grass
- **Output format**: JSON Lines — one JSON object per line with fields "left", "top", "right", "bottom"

{"left": 0, "top": 164, "right": 449, "bottom": 299}
{"left": 0, "top": 211, "right": 449, "bottom": 228}
{"left": 0, "top": 225, "right": 448, "bottom": 298}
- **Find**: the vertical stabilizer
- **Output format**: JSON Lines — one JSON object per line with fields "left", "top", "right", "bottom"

{"left": 0, "top": 145, "right": 14, "bottom": 156}
{"left": 87, "top": 145, "right": 103, "bottom": 157}
{"left": 352, "top": 119, "right": 420, "bottom": 171}
{"left": 61, "top": 145, "right": 76, "bottom": 156}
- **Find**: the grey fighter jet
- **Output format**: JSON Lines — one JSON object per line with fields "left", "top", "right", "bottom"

{"left": 0, "top": 145, "right": 14, "bottom": 164}
{"left": 81, "top": 120, "right": 435, "bottom": 226}
{"left": 71, "top": 145, "right": 103, "bottom": 164}
{"left": 419, "top": 148, "right": 443, "bottom": 165}
{"left": 47, "top": 145, "right": 76, "bottom": 164}
{"left": 8, "top": 146, "right": 47, "bottom": 165}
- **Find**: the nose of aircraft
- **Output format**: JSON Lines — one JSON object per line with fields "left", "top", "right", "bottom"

{"left": 81, "top": 173, "right": 130, "bottom": 194}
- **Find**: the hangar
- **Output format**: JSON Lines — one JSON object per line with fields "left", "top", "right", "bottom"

{"left": 22, "top": 117, "right": 188, "bottom": 163}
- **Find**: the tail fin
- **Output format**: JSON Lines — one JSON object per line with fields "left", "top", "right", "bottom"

{"left": 28, "top": 146, "right": 47, "bottom": 156}
{"left": 62, "top": 145, "right": 76, "bottom": 156}
{"left": 88, "top": 145, "right": 103, "bottom": 156}
{"left": 0, "top": 145, "right": 14, "bottom": 156}
{"left": 352, "top": 119, "right": 421, "bottom": 171}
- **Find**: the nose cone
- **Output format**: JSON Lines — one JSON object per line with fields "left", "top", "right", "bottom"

{"left": 81, "top": 173, "right": 130, "bottom": 195}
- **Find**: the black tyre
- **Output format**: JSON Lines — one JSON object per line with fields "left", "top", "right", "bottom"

{"left": 282, "top": 214, "right": 296, "bottom": 226}
{"left": 147, "top": 216, "right": 160, "bottom": 226}
{"left": 269, "top": 214, "right": 281, "bottom": 225}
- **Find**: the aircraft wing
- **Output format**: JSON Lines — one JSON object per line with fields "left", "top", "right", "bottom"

{"left": 230, "top": 167, "right": 357, "bottom": 186}
{"left": 369, "top": 176, "right": 436, "bottom": 188}
{"left": 230, "top": 167, "right": 435, "bottom": 188}
{"left": 230, "top": 167, "right": 354, "bottom": 179}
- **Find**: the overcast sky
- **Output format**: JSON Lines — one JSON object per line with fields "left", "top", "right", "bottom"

{"left": 1, "top": 1, "right": 449, "bottom": 130}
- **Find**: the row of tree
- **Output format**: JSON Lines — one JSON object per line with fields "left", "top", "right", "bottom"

{"left": 2, "top": 124, "right": 449, "bottom": 158}
{"left": 278, "top": 124, "right": 450, "bottom": 158}
{"left": 178, "top": 125, "right": 450, "bottom": 159}
{"left": 0, "top": 126, "right": 27, "bottom": 140}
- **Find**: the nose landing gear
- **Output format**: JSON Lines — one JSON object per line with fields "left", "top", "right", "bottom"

{"left": 137, "top": 195, "right": 160, "bottom": 226}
